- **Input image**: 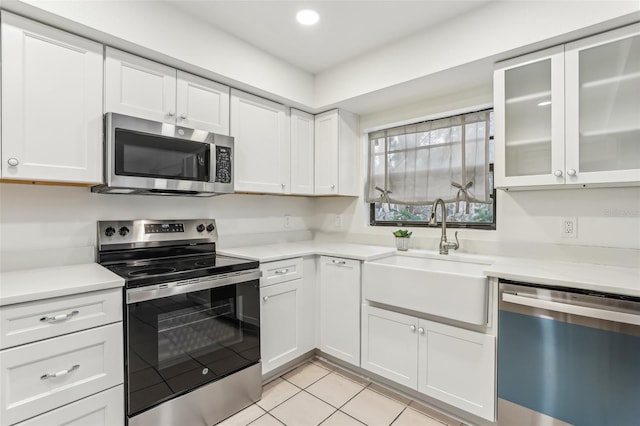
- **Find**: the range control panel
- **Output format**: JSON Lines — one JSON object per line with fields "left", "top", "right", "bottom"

{"left": 98, "top": 219, "right": 218, "bottom": 250}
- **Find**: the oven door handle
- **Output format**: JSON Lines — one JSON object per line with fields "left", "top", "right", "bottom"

{"left": 126, "top": 269, "right": 261, "bottom": 304}
{"left": 502, "top": 292, "right": 640, "bottom": 326}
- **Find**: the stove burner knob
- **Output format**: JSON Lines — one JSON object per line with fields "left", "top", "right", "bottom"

{"left": 105, "top": 226, "right": 116, "bottom": 237}
{"left": 119, "top": 226, "right": 130, "bottom": 237}
{"left": 196, "top": 224, "right": 205, "bottom": 233}
{"left": 206, "top": 223, "right": 215, "bottom": 232}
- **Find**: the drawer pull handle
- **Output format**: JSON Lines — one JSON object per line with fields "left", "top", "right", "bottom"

{"left": 274, "top": 269, "right": 289, "bottom": 275}
{"left": 40, "top": 364, "right": 79, "bottom": 380}
{"left": 40, "top": 310, "right": 79, "bottom": 323}
{"left": 332, "top": 260, "right": 346, "bottom": 265}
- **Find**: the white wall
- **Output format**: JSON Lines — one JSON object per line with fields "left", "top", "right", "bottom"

{"left": 0, "top": 184, "right": 315, "bottom": 270}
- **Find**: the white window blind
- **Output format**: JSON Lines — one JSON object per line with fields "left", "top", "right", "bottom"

{"left": 366, "top": 110, "right": 492, "bottom": 208}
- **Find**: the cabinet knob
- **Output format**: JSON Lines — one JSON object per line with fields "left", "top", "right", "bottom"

{"left": 263, "top": 296, "right": 269, "bottom": 302}
{"left": 180, "top": 113, "right": 187, "bottom": 120}
{"left": 331, "top": 184, "right": 336, "bottom": 190}
{"left": 7, "top": 158, "right": 19, "bottom": 166}
{"left": 418, "top": 327, "right": 425, "bottom": 334}
{"left": 281, "top": 183, "right": 285, "bottom": 188}
{"left": 554, "top": 170, "right": 563, "bottom": 177}
{"left": 566, "top": 169, "right": 577, "bottom": 176}
{"left": 168, "top": 111, "right": 175, "bottom": 117}
{"left": 410, "top": 324, "right": 416, "bottom": 332}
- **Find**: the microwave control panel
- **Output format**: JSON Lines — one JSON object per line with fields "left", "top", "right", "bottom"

{"left": 215, "top": 146, "right": 232, "bottom": 184}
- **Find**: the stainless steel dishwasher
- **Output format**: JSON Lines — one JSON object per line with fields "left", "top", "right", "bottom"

{"left": 497, "top": 280, "right": 640, "bottom": 426}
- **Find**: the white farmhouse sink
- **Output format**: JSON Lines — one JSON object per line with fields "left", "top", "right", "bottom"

{"left": 363, "top": 255, "right": 489, "bottom": 325}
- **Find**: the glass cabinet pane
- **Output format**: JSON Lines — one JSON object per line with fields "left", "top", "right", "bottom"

{"left": 504, "top": 59, "right": 553, "bottom": 177}
{"left": 578, "top": 34, "right": 640, "bottom": 173}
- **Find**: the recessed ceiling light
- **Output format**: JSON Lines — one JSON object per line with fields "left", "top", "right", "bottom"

{"left": 296, "top": 9, "right": 319, "bottom": 26}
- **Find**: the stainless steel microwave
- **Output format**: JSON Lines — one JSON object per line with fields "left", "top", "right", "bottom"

{"left": 92, "top": 113, "right": 234, "bottom": 196}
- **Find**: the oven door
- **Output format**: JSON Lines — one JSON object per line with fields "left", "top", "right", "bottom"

{"left": 125, "top": 271, "right": 260, "bottom": 418}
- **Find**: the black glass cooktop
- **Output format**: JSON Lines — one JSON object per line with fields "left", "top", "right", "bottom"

{"left": 105, "top": 254, "right": 259, "bottom": 289}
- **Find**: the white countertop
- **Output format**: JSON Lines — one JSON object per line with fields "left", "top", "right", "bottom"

{"left": 0, "top": 263, "right": 124, "bottom": 306}
{"left": 223, "top": 241, "right": 639, "bottom": 297}
{"left": 220, "top": 241, "right": 396, "bottom": 262}
{"left": 485, "top": 259, "right": 640, "bottom": 298}
{"left": 1, "top": 243, "right": 637, "bottom": 307}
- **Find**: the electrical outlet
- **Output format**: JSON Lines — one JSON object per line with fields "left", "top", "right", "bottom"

{"left": 334, "top": 214, "right": 342, "bottom": 228}
{"left": 561, "top": 217, "right": 577, "bottom": 238}
{"left": 284, "top": 215, "right": 291, "bottom": 229}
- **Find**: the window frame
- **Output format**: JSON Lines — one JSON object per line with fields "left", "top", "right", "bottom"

{"left": 369, "top": 125, "right": 497, "bottom": 230}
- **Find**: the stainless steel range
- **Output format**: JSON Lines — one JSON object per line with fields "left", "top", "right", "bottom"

{"left": 97, "top": 219, "right": 261, "bottom": 426}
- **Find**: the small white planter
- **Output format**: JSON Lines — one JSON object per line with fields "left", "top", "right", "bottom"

{"left": 395, "top": 237, "right": 410, "bottom": 251}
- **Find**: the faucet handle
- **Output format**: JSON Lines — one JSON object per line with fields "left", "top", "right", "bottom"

{"left": 452, "top": 231, "right": 460, "bottom": 251}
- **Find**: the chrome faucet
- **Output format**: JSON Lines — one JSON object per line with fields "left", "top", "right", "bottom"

{"left": 429, "top": 198, "right": 459, "bottom": 255}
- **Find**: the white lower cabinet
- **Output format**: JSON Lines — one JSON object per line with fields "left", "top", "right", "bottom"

{"left": 15, "top": 385, "right": 124, "bottom": 426}
{"left": 361, "top": 306, "right": 418, "bottom": 388}
{"left": 260, "top": 257, "right": 314, "bottom": 376}
{"left": 319, "top": 256, "right": 361, "bottom": 366}
{"left": 362, "top": 305, "right": 495, "bottom": 421}
{"left": 0, "top": 322, "right": 123, "bottom": 425}
{"left": 261, "top": 279, "right": 303, "bottom": 374}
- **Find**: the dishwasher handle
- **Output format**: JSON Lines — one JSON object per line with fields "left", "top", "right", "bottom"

{"left": 502, "top": 292, "right": 640, "bottom": 326}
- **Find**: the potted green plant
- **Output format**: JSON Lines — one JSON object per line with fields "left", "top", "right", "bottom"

{"left": 393, "top": 229, "right": 412, "bottom": 251}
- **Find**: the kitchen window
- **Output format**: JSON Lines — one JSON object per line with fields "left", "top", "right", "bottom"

{"left": 367, "top": 109, "right": 495, "bottom": 229}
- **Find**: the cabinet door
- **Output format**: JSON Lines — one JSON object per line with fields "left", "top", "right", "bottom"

{"left": 105, "top": 47, "right": 176, "bottom": 123}
{"left": 565, "top": 23, "right": 640, "bottom": 185}
{"left": 261, "top": 279, "right": 303, "bottom": 375}
{"left": 314, "top": 111, "right": 339, "bottom": 195}
{"left": 494, "top": 46, "right": 565, "bottom": 188}
{"left": 361, "top": 306, "right": 418, "bottom": 388}
{"left": 16, "top": 385, "right": 124, "bottom": 426}
{"left": 176, "top": 71, "right": 230, "bottom": 135}
{"left": 319, "top": 256, "right": 361, "bottom": 366}
{"left": 230, "top": 89, "right": 290, "bottom": 193}
{"left": 418, "top": 319, "right": 495, "bottom": 421}
{"left": 290, "top": 108, "right": 315, "bottom": 195}
{"left": 1, "top": 13, "right": 103, "bottom": 183}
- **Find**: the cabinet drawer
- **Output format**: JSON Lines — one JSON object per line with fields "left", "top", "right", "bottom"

{"left": 16, "top": 385, "right": 124, "bottom": 426}
{"left": 260, "top": 258, "right": 303, "bottom": 287}
{"left": 0, "top": 288, "right": 122, "bottom": 349}
{"left": 0, "top": 322, "right": 124, "bottom": 425}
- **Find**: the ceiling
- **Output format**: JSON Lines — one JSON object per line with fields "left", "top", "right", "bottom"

{"left": 165, "top": 0, "right": 492, "bottom": 74}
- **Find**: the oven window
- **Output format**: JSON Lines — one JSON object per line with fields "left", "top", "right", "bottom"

{"left": 115, "top": 129, "right": 210, "bottom": 181}
{"left": 126, "top": 280, "right": 260, "bottom": 416}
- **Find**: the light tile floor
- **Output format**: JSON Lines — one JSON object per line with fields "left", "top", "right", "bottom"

{"left": 217, "top": 358, "right": 465, "bottom": 426}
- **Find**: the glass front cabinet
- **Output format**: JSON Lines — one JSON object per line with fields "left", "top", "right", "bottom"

{"left": 494, "top": 23, "right": 640, "bottom": 189}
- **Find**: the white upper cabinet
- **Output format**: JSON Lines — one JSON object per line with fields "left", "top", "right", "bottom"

{"left": 1, "top": 13, "right": 103, "bottom": 184}
{"left": 315, "top": 109, "right": 360, "bottom": 196}
{"left": 564, "top": 24, "right": 640, "bottom": 185}
{"left": 290, "top": 108, "right": 315, "bottom": 195}
{"left": 231, "top": 89, "right": 290, "bottom": 194}
{"left": 105, "top": 48, "right": 230, "bottom": 135}
{"left": 494, "top": 23, "right": 640, "bottom": 189}
{"left": 494, "top": 46, "right": 565, "bottom": 188}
